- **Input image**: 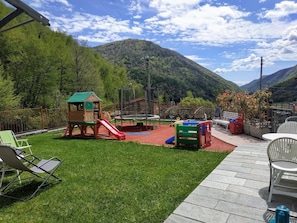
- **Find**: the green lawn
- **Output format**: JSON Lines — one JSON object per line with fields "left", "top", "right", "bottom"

{"left": 0, "top": 131, "right": 228, "bottom": 223}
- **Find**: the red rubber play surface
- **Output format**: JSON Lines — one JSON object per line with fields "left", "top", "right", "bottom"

{"left": 124, "top": 124, "right": 235, "bottom": 152}
{"left": 67, "top": 123, "right": 235, "bottom": 152}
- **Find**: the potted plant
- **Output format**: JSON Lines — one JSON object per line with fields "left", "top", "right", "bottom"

{"left": 216, "top": 88, "right": 272, "bottom": 138}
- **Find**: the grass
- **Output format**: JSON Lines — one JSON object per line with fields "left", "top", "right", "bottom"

{"left": 0, "top": 130, "right": 229, "bottom": 223}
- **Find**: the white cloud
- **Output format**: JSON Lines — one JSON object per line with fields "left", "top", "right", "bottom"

{"left": 215, "top": 54, "right": 266, "bottom": 74}
{"left": 128, "top": 0, "right": 143, "bottom": 14}
{"left": 27, "top": 0, "right": 71, "bottom": 8}
{"left": 48, "top": 12, "right": 143, "bottom": 44}
{"left": 185, "top": 55, "right": 203, "bottom": 62}
{"left": 261, "top": 1, "right": 297, "bottom": 21}
{"left": 19, "top": 0, "right": 297, "bottom": 79}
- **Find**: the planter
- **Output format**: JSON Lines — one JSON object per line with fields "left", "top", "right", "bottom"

{"left": 243, "top": 123, "right": 250, "bottom": 135}
{"left": 249, "top": 125, "right": 270, "bottom": 139}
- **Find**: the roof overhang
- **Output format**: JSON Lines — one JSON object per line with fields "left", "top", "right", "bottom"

{"left": 0, "top": 0, "right": 50, "bottom": 33}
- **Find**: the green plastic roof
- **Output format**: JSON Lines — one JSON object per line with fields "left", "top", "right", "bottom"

{"left": 67, "top": 91, "right": 102, "bottom": 103}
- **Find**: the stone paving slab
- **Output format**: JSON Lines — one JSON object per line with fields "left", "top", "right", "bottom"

{"left": 164, "top": 142, "right": 297, "bottom": 223}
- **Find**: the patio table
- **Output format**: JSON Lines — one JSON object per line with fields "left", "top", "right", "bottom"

{"left": 262, "top": 133, "right": 297, "bottom": 141}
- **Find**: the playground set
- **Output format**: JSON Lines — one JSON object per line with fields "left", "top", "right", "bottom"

{"left": 63, "top": 92, "right": 212, "bottom": 149}
{"left": 165, "top": 120, "right": 212, "bottom": 149}
{"left": 63, "top": 91, "right": 125, "bottom": 140}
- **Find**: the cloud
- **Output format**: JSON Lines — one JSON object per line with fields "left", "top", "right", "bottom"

{"left": 284, "top": 25, "right": 297, "bottom": 42}
{"left": 28, "top": 0, "right": 72, "bottom": 9}
{"left": 261, "top": 1, "right": 297, "bottom": 21}
{"left": 185, "top": 55, "right": 203, "bottom": 61}
{"left": 47, "top": 11, "right": 143, "bottom": 44}
{"left": 142, "top": 2, "right": 253, "bottom": 46}
{"left": 22, "top": 0, "right": 297, "bottom": 77}
{"left": 215, "top": 54, "right": 269, "bottom": 74}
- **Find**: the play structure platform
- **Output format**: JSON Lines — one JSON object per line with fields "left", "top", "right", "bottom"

{"left": 64, "top": 119, "right": 126, "bottom": 140}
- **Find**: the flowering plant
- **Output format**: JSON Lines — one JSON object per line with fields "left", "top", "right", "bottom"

{"left": 216, "top": 88, "right": 272, "bottom": 123}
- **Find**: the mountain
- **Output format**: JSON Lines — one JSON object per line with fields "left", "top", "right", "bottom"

{"left": 269, "top": 74, "right": 297, "bottom": 102}
{"left": 241, "top": 65, "right": 297, "bottom": 93}
{"left": 93, "top": 39, "right": 241, "bottom": 102}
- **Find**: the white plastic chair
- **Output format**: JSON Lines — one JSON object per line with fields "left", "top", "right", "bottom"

{"left": 267, "top": 137, "right": 297, "bottom": 202}
{"left": 277, "top": 121, "right": 297, "bottom": 134}
{"left": 285, "top": 116, "right": 297, "bottom": 122}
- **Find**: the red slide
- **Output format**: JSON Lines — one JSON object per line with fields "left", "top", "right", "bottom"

{"left": 97, "top": 119, "right": 126, "bottom": 140}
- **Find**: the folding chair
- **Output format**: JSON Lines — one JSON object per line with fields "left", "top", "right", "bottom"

{"left": 0, "top": 145, "right": 62, "bottom": 201}
{"left": 0, "top": 130, "right": 33, "bottom": 154}
{"left": 0, "top": 149, "right": 23, "bottom": 188}
{"left": 267, "top": 137, "right": 297, "bottom": 202}
{"left": 0, "top": 130, "right": 34, "bottom": 187}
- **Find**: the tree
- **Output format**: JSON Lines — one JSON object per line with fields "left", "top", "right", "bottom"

{"left": 0, "top": 65, "right": 20, "bottom": 110}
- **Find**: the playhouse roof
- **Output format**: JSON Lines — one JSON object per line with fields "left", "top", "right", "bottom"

{"left": 67, "top": 91, "right": 102, "bottom": 103}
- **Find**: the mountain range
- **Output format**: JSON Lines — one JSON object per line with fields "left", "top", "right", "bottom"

{"left": 93, "top": 38, "right": 296, "bottom": 103}
{"left": 93, "top": 39, "right": 241, "bottom": 103}
{"left": 241, "top": 65, "right": 297, "bottom": 102}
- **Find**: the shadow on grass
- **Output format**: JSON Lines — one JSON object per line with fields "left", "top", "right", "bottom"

{"left": 0, "top": 180, "right": 56, "bottom": 206}
{"left": 53, "top": 134, "right": 115, "bottom": 141}
{"left": 172, "top": 146, "right": 200, "bottom": 152}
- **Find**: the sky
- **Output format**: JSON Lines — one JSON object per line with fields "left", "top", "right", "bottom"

{"left": 5, "top": 0, "right": 297, "bottom": 86}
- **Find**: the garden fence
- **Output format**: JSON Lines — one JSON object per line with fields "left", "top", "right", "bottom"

{"left": 0, "top": 107, "right": 68, "bottom": 134}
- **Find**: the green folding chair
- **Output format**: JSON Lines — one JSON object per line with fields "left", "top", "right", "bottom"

{"left": 0, "top": 130, "right": 32, "bottom": 154}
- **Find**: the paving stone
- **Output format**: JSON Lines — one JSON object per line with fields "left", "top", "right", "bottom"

{"left": 236, "top": 172, "right": 269, "bottom": 183}
{"left": 236, "top": 193, "right": 268, "bottom": 209}
{"left": 200, "top": 179, "right": 229, "bottom": 190}
{"left": 212, "top": 169, "right": 237, "bottom": 177}
{"left": 244, "top": 179, "right": 269, "bottom": 190}
{"left": 184, "top": 193, "right": 218, "bottom": 208}
{"left": 227, "top": 184, "right": 264, "bottom": 197}
{"left": 250, "top": 168, "right": 269, "bottom": 176}
{"left": 216, "top": 164, "right": 252, "bottom": 174}
{"left": 219, "top": 160, "right": 243, "bottom": 166}
{"left": 215, "top": 200, "right": 265, "bottom": 221}
{"left": 255, "top": 160, "right": 268, "bottom": 165}
{"left": 225, "top": 157, "right": 256, "bottom": 164}
{"left": 173, "top": 202, "right": 229, "bottom": 223}
{"left": 164, "top": 214, "right": 203, "bottom": 223}
{"left": 192, "top": 186, "right": 239, "bottom": 203}
{"left": 227, "top": 214, "right": 265, "bottom": 223}
{"left": 205, "top": 173, "right": 246, "bottom": 186}
{"left": 242, "top": 163, "right": 268, "bottom": 170}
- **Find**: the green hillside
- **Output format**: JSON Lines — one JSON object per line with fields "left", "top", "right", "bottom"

{"left": 0, "top": 1, "right": 241, "bottom": 110}
{"left": 241, "top": 65, "right": 297, "bottom": 93}
{"left": 93, "top": 39, "right": 241, "bottom": 102}
{"left": 240, "top": 64, "right": 297, "bottom": 102}
{"left": 0, "top": 1, "right": 129, "bottom": 109}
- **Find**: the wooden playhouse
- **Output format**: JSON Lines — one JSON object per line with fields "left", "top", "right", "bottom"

{"left": 64, "top": 91, "right": 102, "bottom": 138}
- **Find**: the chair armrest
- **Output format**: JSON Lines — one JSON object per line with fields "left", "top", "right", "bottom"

{"left": 16, "top": 139, "right": 30, "bottom": 146}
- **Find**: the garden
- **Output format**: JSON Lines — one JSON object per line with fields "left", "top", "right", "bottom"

{"left": 0, "top": 130, "right": 228, "bottom": 223}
